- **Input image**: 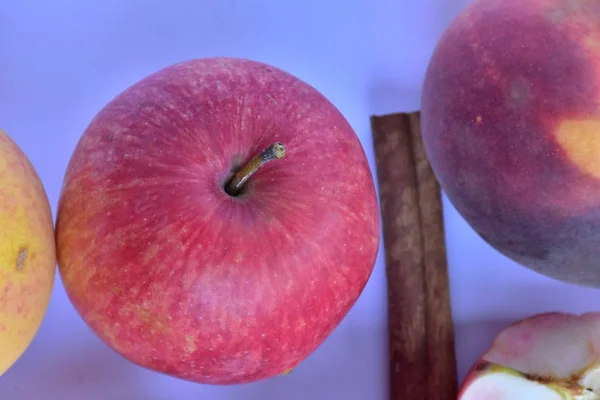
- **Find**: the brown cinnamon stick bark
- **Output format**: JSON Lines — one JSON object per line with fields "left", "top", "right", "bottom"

{"left": 371, "top": 111, "right": 457, "bottom": 399}
{"left": 371, "top": 113, "right": 428, "bottom": 398}
{"left": 408, "top": 112, "right": 458, "bottom": 398}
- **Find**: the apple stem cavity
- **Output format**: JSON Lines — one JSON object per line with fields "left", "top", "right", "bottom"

{"left": 225, "top": 142, "right": 286, "bottom": 196}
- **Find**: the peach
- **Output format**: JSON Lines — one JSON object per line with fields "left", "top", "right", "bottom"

{"left": 421, "top": 0, "right": 600, "bottom": 285}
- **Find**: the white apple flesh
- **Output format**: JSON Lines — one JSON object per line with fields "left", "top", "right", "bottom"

{"left": 459, "top": 313, "right": 600, "bottom": 399}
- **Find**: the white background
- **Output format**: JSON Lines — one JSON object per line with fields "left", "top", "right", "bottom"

{"left": 3, "top": 0, "right": 600, "bottom": 399}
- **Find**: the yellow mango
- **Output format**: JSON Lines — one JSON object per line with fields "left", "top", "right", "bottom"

{"left": 0, "top": 129, "right": 55, "bottom": 376}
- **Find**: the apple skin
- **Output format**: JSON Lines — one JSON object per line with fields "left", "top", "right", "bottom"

{"left": 0, "top": 129, "right": 56, "bottom": 376}
{"left": 421, "top": 0, "right": 600, "bottom": 286}
{"left": 55, "top": 57, "right": 380, "bottom": 384}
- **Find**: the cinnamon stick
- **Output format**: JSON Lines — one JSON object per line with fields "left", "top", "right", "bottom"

{"left": 371, "top": 111, "right": 457, "bottom": 399}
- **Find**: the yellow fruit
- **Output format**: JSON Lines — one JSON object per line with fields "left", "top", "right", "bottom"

{"left": 0, "top": 129, "right": 56, "bottom": 376}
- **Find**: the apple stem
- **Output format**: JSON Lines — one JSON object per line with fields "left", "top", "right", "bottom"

{"left": 225, "top": 142, "right": 286, "bottom": 196}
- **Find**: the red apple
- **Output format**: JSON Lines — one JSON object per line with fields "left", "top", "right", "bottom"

{"left": 421, "top": 0, "right": 600, "bottom": 286}
{"left": 55, "top": 57, "right": 380, "bottom": 384}
{"left": 459, "top": 313, "right": 600, "bottom": 399}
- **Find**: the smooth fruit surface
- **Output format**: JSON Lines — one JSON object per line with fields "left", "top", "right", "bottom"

{"left": 421, "top": 0, "right": 600, "bottom": 286}
{"left": 0, "top": 129, "right": 56, "bottom": 376}
{"left": 55, "top": 57, "right": 380, "bottom": 384}
{"left": 459, "top": 312, "right": 600, "bottom": 399}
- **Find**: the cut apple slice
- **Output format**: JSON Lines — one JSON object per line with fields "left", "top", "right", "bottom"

{"left": 461, "top": 361, "right": 600, "bottom": 399}
{"left": 459, "top": 312, "right": 600, "bottom": 399}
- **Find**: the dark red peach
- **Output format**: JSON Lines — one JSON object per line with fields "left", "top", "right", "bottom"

{"left": 421, "top": 0, "right": 600, "bottom": 286}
